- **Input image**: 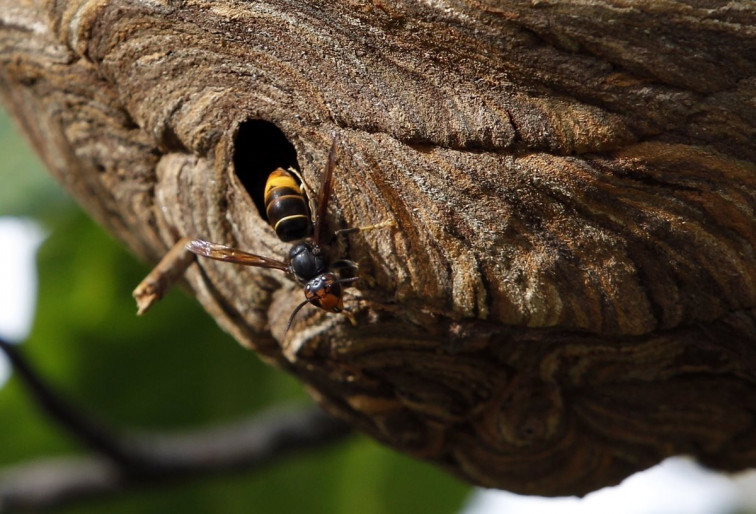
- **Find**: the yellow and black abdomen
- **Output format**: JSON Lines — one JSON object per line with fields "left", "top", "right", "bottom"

{"left": 264, "top": 168, "right": 311, "bottom": 242}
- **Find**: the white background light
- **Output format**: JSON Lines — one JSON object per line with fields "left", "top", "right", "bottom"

{"left": 462, "top": 457, "right": 755, "bottom": 514}
{"left": 0, "top": 217, "right": 45, "bottom": 387}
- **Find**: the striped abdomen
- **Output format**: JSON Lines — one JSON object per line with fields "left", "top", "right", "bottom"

{"left": 264, "top": 168, "right": 311, "bottom": 242}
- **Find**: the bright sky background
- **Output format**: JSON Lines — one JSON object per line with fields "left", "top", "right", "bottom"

{"left": 0, "top": 217, "right": 45, "bottom": 387}
{"left": 463, "top": 458, "right": 756, "bottom": 514}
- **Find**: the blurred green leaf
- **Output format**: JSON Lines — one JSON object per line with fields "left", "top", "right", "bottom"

{"left": 0, "top": 109, "right": 67, "bottom": 218}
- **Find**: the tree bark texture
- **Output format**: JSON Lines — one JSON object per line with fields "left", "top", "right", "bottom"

{"left": 1, "top": 0, "right": 755, "bottom": 496}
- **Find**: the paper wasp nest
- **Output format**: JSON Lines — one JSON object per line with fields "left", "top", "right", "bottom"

{"left": 1, "top": 0, "right": 754, "bottom": 495}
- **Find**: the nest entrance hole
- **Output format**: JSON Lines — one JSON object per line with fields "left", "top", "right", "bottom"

{"left": 233, "top": 120, "right": 299, "bottom": 218}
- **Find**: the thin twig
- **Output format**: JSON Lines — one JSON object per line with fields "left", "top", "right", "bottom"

{"left": 132, "top": 237, "right": 196, "bottom": 315}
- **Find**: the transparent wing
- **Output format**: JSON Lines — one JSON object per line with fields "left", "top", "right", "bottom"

{"left": 186, "top": 239, "right": 289, "bottom": 271}
{"left": 313, "top": 136, "right": 339, "bottom": 246}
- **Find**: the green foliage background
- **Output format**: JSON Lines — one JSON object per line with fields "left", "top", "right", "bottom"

{"left": 0, "top": 109, "right": 470, "bottom": 513}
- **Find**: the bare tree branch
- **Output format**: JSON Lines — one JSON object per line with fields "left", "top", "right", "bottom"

{"left": 0, "top": 339, "right": 140, "bottom": 469}
{"left": 0, "top": 338, "right": 351, "bottom": 511}
{"left": 0, "top": 407, "right": 350, "bottom": 512}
